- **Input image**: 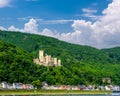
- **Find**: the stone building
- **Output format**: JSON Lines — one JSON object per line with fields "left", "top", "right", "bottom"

{"left": 34, "top": 50, "right": 61, "bottom": 66}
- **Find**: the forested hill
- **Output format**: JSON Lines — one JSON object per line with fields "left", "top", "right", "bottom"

{"left": 0, "top": 30, "right": 120, "bottom": 65}
{"left": 1, "top": 30, "right": 120, "bottom": 85}
{"left": 102, "top": 47, "right": 120, "bottom": 63}
{"left": 0, "top": 40, "right": 37, "bottom": 83}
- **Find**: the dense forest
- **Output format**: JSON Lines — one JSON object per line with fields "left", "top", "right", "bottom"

{"left": 0, "top": 30, "right": 120, "bottom": 86}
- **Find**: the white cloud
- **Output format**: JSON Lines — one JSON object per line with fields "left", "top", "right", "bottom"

{"left": 6, "top": 18, "right": 57, "bottom": 37}
{"left": 17, "top": 16, "right": 32, "bottom": 21}
{"left": 39, "top": 19, "right": 73, "bottom": 24}
{"left": 17, "top": 17, "right": 73, "bottom": 24}
{"left": 40, "top": 28, "right": 56, "bottom": 37}
{"left": 24, "top": 18, "right": 38, "bottom": 33}
{"left": 25, "top": 0, "right": 39, "bottom": 2}
{"left": 7, "top": 18, "right": 39, "bottom": 34}
{"left": 8, "top": 25, "right": 23, "bottom": 32}
{"left": 0, "top": 0, "right": 11, "bottom": 8}
{"left": 58, "top": 0, "right": 120, "bottom": 48}
{"left": 82, "top": 8, "right": 97, "bottom": 14}
{"left": 80, "top": 8, "right": 100, "bottom": 20}
{"left": 59, "top": 20, "right": 97, "bottom": 47}
{"left": 0, "top": 26, "right": 6, "bottom": 30}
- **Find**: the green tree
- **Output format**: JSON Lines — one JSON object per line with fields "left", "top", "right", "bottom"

{"left": 32, "top": 80, "right": 42, "bottom": 89}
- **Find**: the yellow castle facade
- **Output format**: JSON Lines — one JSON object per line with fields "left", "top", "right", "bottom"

{"left": 34, "top": 50, "right": 61, "bottom": 66}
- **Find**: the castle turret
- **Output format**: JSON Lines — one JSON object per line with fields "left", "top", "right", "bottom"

{"left": 58, "top": 59, "right": 61, "bottom": 66}
{"left": 39, "top": 50, "right": 44, "bottom": 62}
{"left": 53, "top": 58, "right": 57, "bottom": 65}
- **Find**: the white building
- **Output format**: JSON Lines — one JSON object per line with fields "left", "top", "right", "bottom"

{"left": 0, "top": 82, "right": 8, "bottom": 89}
{"left": 0, "top": 82, "right": 34, "bottom": 89}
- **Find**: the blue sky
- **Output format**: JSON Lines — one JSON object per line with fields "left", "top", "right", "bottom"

{"left": 0, "top": 0, "right": 110, "bottom": 31}
{"left": 1, "top": 0, "right": 120, "bottom": 48}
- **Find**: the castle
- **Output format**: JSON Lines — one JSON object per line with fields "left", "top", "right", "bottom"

{"left": 34, "top": 50, "right": 61, "bottom": 66}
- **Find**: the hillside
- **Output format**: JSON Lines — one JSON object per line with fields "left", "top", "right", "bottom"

{"left": 0, "top": 40, "right": 73, "bottom": 85}
{"left": 1, "top": 30, "right": 120, "bottom": 85}
{"left": 0, "top": 30, "right": 117, "bottom": 65}
{"left": 102, "top": 47, "right": 120, "bottom": 63}
{"left": 0, "top": 40, "right": 37, "bottom": 83}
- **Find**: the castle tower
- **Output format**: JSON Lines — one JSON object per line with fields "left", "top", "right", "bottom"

{"left": 58, "top": 59, "right": 61, "bottom": 66}
{"left": 53, "top": 58, "right": 57, "bottom": 65}
{"left": 45, "top": 54, "right": 49, "bottom": 65}
{"left": 39, "top": 50, "right": 44, "bottom": 62}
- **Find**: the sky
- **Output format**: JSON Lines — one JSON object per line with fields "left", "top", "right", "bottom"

{"left": 1, "top": 0, "right": 120, "bottom": 49}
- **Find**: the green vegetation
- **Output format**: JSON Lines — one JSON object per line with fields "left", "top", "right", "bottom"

{"left": 0, "top": 40, "right": 37, "bottom": 83}
{"left": 0, "top": 30, "right": 120, "bottom": 85}
{"left": 0, "top": 89, "right": 112, "bottom": 95}
{"left": 32, "top": 79, "right": 42, "bottom": 88}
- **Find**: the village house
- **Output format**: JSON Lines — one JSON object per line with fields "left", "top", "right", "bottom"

{"left": 112, "top": 85, "right": 120, "bottom": 91}
{"left": 1, "top": 81, "right": 119, "bottom": 91}
{"left": 42, "top": 84, "right": 80, "bottom": 90}
{"left": 0, "top": 82, "right": 34, "bottom": 89}
{"left": 0, "top": 82, "right": 8, "bottom": 89}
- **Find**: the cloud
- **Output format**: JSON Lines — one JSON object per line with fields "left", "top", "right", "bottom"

{"left": 6, "top": 18, "right": 57, "bottom": 37}
{"left": 17, "top": 17, "right": 73, "bottom": 24}
{"left": 58, "top": 0, "right": 120, "bottom": 48}
{"left": 59, "top": 20, "right": 96, "bottom": 47}
{"left": 7, "top": 18, "right": 38, "bottom": 34}
{"left": 40, "top": 28, "right": 56, "bottom": 37}
{"left": 106, "top": 0, "right": 112, "bottom": 2}
{"left": 0, "top": 0, "right": 11, "bottom": 8}
{"left": 17, "top": 16, "right": 33, "bottom": 21}
{"left": 0, "top": 26, "right": 6, "bottom": 30}
{"left": 82, "top": 8, "right": 97, "bottom": 14}
{"left": 39, "top": 19, "right": 73, "bottom": 24}
{"left": 8, "top": 25, "right": 23, "bottom": 32}
{"left": 24, "top": 18, "right": 38, "bottom": 33}
{"left": 80, "top": 8, "right": 101, "bottom": 20}
{"left": 25, "top": 0, "right": 39, "bottom": 2}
